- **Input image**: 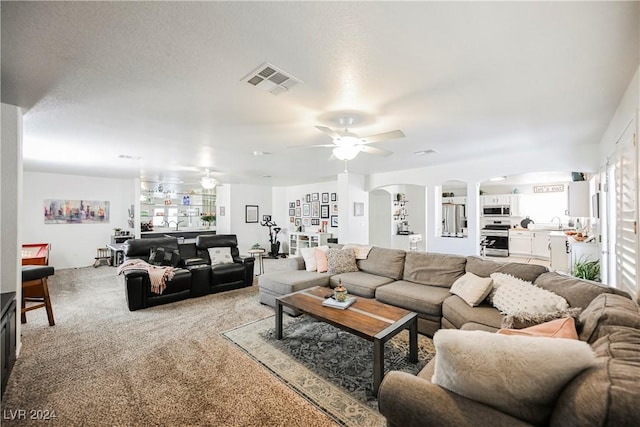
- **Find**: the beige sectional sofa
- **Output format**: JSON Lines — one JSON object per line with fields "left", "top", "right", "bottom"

{"left": 258, "top": 246, "right": 640, "bottom": 425}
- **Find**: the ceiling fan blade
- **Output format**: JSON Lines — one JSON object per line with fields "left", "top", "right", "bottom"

{"left": 360, "top": 145, "right": 393, "bottom": 157}
{"left": 315, "top": 126, "right": 342, "bottom": 139}
{"left": 360, "top": 130, "right": 405, "bottom": 144}
{"left": 288, "top": 143, "right": 336, "bottom": 148}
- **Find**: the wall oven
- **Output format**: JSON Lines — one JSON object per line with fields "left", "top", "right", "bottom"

{"left": 482, "top": 205, "right": 510, "bottom": 217}
{"left": 481, "top": 224, "right": 511, "bottom": 257}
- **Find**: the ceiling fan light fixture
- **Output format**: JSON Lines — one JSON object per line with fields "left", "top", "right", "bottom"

{"left": 333, "top": 145, "right": 361, "bottom": 161}
{"left": 201, "top": 169, "right": 217, "bottom": 189}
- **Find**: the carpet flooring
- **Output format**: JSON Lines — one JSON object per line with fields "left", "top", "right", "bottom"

{"left": 2, "top": 265, "right": 339, "bottom": 426}
{"left": 224, "top": 315, "right": 435, "bottom": 426}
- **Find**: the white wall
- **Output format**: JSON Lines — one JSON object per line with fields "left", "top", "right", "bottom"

{"left": 22, "top": 172, "right": 136, "bottom": 269}
{"left": 1, "top": 104, "right": 22, "bottom": 295}
{"left": 369, "top": 190, "right": 392, "bottom": 248}
{"left": 215, "top": 184, "right": 231, "bottom": 234}
{"left": 227, "top": 184, "right": 272, "bottom": 254}
{"left": 343, "top": 173, "right": 369, "bottom": 245}
{"left": 1, "top": 104, "right": 23, "bottom": 354}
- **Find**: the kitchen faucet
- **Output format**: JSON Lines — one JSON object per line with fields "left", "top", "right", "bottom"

{"left": 551, "top": 216, "right": 562, "bottom": 229}
{"left": 168, "top": 220, "right": 184, "bottom": 231}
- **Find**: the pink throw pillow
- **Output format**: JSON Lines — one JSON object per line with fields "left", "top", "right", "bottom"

{"left": 497, "top": 317, "right": 578, "bottom": 340}
{"left": 315, "top": 249, "right": 328, "bottom": 273}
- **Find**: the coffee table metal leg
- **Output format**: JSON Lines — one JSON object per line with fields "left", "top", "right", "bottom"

{"left": 275, "top": 300, "right": 283, "bottom": 340}
{"left": 409, "top": 317, "right": 418, "bottom": 363}
{"left": 373, "top": 338, "right": 384, "bottom": 396}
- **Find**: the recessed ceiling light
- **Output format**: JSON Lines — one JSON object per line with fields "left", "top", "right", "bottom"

{"left": 414, "top": 149, "right": 438, "bottom": 156}
{"left": 118, "top": 154, "right": 142, "bottom": 160}
{"left": 253, "top": 151, "right": 271, "bottom": 156}
{"left": 489, "top": 176, "right": 507, "bottom": 182}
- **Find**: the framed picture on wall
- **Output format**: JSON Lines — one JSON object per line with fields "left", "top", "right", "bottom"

{"left": 295, "top": 218, "right": 301, "bottom": 226}
{"left": 330, "top": 215, "right": 338, "bottom": 227}
{"left": 331, "top": 193, "right": 337, "bottom": 202}
{"left": 295, "top": 207, "right": 301, "bottom": 217}
{"left": 245, "top": 205, "right": 259, "bottom": 223}
{"left": 312, "top": 193, "right": 319, "bottom": 201}
{"left": 311, "top": 201, "right": 320, "bottom": 218}
{"left": 322, "top": 192, "right": 329, "bottom": 203}
{"left": 321, "top": 204, "right": 329, "bottom": 218}
{"left": 311, "top": 218, "right": 320, "bottom": 226}
{"left": 302, "top": 217, "right": 311, "bottom": 227}
{"left": 289, "top": 208, "right": 295, "bottom": 216}
{"left": 303, "top": 203, "right": 310, "bottom": 217}
{"left": 331, "top": 203, "right": 339, "bottom": 215}
{"left": 290, "top": 216, "right": 294, "bottom": 223}
{"left": 289, "top": 202, "right": 295, "bottom": 208}
{"left": 306, "top": 194, "right": 311, "bottom": 203}
{"left": 296, "top": 199, "right": 300, "bottom": 206}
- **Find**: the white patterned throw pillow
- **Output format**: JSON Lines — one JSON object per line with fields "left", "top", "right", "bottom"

{"left": 490, "top": 272, "right": 569, "bottom": 315}
{"left": 207, "top": 247, "right": 234, "bottom": 266}
{"left": 300, "top": 245, "right": 328, "bottom": 271}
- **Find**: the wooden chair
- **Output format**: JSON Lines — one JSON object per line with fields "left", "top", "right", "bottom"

{"left": 93, "top": 247, "right": 111, "bottom": 267}
{"left": 21, "top": 265, "right": 55, "bottom": 326}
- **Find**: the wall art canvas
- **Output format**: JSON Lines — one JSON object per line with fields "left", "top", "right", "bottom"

{"left": 311, "top": 201, "right": 320, "bottom": 218}
{"left": 44, "top": 199, "right": 110, "bottom": 224}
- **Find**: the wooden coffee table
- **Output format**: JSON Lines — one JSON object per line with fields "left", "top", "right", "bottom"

{"left": 275, "top": 286, "right": 418, "bottom": 395}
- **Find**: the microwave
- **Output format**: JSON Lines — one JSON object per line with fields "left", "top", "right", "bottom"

{"left": 482, "top": 205, "right": 510, "bottom": 217}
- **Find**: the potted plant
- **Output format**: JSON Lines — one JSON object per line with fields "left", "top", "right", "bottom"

{"left": 200, "top": 213, "right": 216, "bottom": 228}
{"left": 572, "top": 256, "right": 601, "bottom": 282}
{"left": 113, "top": 227, "right": 122, "bottom": 236}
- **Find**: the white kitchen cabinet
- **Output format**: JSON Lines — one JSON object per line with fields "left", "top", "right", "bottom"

{"left": 289, "top": 232, "right": 332, "bottom": 257}
{"left": 532, "top": 230, "right": 551, "bottom": 259}
{"left": 549, "top": 232, "right": 569, "bottom": 272}
{"left": 509, "top": 230, "right": 532, "bottom": 256}
{"left": 567, "top": 181, "right": 590, "bottom": 217}
{"left": 442, "top": 196, "right": 466, "bottom": 205}
{"left": 510, "top": 194, "right": 522, "bottom": 216}
{"left": 481, "top": 195, "right": 511, "bottom": 206}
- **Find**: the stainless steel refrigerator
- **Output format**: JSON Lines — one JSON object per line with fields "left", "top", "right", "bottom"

{"left": 442, "top": 203, "right": 466, "bottom": 236}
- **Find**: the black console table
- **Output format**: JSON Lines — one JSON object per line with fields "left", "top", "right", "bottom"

{"left": 1, "top": 292, "right": 17, "bottom": 398}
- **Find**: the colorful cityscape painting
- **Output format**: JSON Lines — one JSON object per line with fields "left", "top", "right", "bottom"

{"left": 44, "top": 199, "right": 110, "bottom": 224}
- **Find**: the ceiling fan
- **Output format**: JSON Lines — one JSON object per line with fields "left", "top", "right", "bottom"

{"left": 298, "top": 125, "right": 406, "bottom": 160}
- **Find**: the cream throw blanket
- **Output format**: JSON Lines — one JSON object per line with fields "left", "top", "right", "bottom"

{"left": 117, "top": 259, "right": 176, "bottom": 295}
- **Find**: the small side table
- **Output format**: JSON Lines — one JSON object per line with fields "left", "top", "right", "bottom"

{"left": 247, "top": 249, "right": 266, "bottom": 276}
{"left": 106, "top": 243, "right": 125, "bottom": 267}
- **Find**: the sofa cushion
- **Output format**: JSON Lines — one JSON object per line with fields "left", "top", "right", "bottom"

{"left": 375, "top": 280, "right": 450, "bottom": 317}
{"left": 550, "top": 326, "right": 640, "bottom": 427}
{"left": 497, "top": 317, "right": 579, "bottom": 339}
{"left": 501, "top": 307, "right": 582, "bottom": 329}
{"left": 342, "top": 243, "right": 373, "bottom": 259}
{"left": 402, "top": 252, "right": 466, "bottom": 288}
{"left": 534, "top": 271, "right": 631, "bottom": 309}
{"left": 149, "top": 247, "right": 180, "bottom": 267}
{"left": 329, "top": 272, "right": 394, "bottom": 298}
{"left": 356, "top": 246, "right": 406, "bottom": 280}
{"left": 207, "top": 247, "right": 234, "bottom": 266}
{"left": 466, "top": 256, "right": 548, "bottom": 282}
{"left": 326, "top": 248, "right": 359, "bottom": 274}
{"left": 450, "top": 272, "right": 494, "bottom": 307}
{"left": 258, "top": 270, "right": 330, "bottom": 295}
{"left": 442, "top": 296, "right": 503, "bottom": 330}
{"left": 491, "top": 273, "right": 569, "bottom": 315}
{"left": 578, "top": 293, "right": 640, "bottom": 343}
{"left": 431, "top": 329, "right": 596, "bottom": 426}
{"left": 315, "top": 248, "right": 328, "bottom": 273}
{"left": 300, "top": 245, "right": 328, "bottom": 271}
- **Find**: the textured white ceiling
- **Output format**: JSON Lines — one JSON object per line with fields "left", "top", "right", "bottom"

{"left": 2, "top": 1, "right": 638, "bottom": 186}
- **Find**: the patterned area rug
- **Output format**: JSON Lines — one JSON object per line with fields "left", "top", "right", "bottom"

{"left": 223, "top": 315, "right": 435, "bottom": 426}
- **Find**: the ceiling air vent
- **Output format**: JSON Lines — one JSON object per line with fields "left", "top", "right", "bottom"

{"left": 242, "top": 62, "right": 302, "bottom": 95}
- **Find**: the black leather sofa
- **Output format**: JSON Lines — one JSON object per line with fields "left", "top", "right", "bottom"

{"left": 122, "top": 235, "right": 254, "bottom": 311}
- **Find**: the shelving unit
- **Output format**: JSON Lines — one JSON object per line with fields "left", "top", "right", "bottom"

{"left": 140, "top": 185, "right": 216, "bottom": 229}
{"left": 289, "top": 232, "right": 332, "bottom": 257}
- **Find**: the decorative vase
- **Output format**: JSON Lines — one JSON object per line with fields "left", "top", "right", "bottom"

{"left": 334, "top": 283, "right": 348, "bottom": 302}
